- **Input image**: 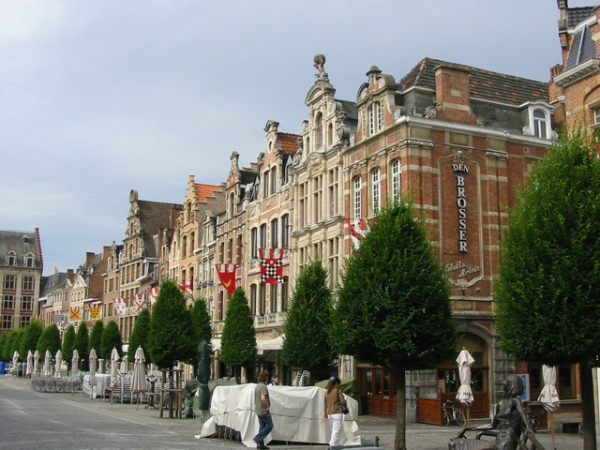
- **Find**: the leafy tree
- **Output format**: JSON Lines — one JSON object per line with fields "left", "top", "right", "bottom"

{"left": 128, "top": 307, "right": 151, "bottom": 364}
{"left": 220, "top": 287, "right": 257, "bottom": 381}
{"left": 332, "top": 199, "right": 456, "bottom": 450}
{"left": 282, "top": 257, "right": 333, "bottom": 383}
{"left": 21, "top": 319, "right": 44, "bottom": 358}
{"left": 147, "top": 279, "right": 196, "bottom": 369}
{"left": 37, "top": 323, "right": 62, "bottom": 356}
{"left": 88, "top": 321, "right": 104, "bottom": 356}
{"left": 189, "top": 298, "right": 213, "bottom": 372}
{"left": 495, "top": 131, "right": 600, "bottom": 449}
{"left": 75, "top": 324, "right": 89, "bottom": 362}
{"left": 101, "top": 320, "right": 123, "bottom": 359}
{"left": 0, "top": 334, "right": 6, "bottom": 361}
{"left": 4, "top": 330, "right": 20, "bottom": 361}
{"left": 61, "top": 324, "right": 76, "bottom": 363}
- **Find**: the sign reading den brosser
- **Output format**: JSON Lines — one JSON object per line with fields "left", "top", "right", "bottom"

{"left": 439, "top": 153, "right": 483, "bottom": 289}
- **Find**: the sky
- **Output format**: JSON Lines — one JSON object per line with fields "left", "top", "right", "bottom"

{"left": 0, "top": 0, "right": 593, "bottom": 276}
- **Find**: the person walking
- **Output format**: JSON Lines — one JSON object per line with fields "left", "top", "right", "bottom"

{"left": 254, "top": 370, "right": 273, "bottom": 449}
{"left": 323, "top": 376, "right": 347, "bottom": 449}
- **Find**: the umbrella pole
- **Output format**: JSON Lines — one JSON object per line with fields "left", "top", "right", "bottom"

{"left": 550, "top": 411, "right": 555, "bottom": 450}
{"left": 467, "top": 406, "right": 470, "bottom": 427}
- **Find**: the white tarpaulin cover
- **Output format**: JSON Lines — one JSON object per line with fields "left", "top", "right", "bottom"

{"left": 198, "top": 384, "right": 361, "bottom": 447}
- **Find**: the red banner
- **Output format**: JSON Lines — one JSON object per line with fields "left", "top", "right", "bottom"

{"left": 216, "top": 263, "right": 237, "bottom": 294}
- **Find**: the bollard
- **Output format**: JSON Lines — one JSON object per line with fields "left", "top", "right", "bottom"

{"left": 375, "top": 436, "right": 379, "bottom": 447}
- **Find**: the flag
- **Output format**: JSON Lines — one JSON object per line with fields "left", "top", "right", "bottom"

{"left": 148, "top": 287, "right": 159, "bottom": 307}
{"left": 89, "top": 303, "right": 102, "bottom": 320}
{"left": 259, "top": 248, "right": 285, "bottom": 284}
{"left": 180, "top": 281, "right": 194, "bottom": 300}
{"left": 345, "top": 218, "right": 371, "bottom": 248}
{"left": 133, "top": 293, "right": 146, "bottom": 311}
{"left": 216, "top": 263, "right": 237, "bottom": 294}
{"left": 69, "top": 307, "right": 81, "bottom": 321}
{"left": 113, "top": 298, "right": 127, "bottom": 316}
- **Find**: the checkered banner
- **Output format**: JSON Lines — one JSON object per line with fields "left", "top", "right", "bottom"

{"left": 259, "top": 248, "right": 285, "bottom": 284}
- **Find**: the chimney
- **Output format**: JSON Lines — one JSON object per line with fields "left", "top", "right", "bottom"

{"left": 434, "top": 63, "right": 475, "bottom": 124}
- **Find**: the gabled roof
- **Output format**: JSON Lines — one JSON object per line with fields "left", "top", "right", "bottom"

{"left": 195, "top": 183, "right": 221, "bottom": 202}
{"left": 136, "top": 200, "right": 182, "bottom": 259}
{"left": 0, "top": 229, "right": 41, "bottom": 268}
{"left": 400, "top": 57, "right": 549, "bottom": 106}
{"left": 277, "top": 133, "right": 300, "bottom": 155}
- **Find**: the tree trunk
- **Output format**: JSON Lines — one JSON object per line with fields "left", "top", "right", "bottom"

{"left": 393, "top": 369, "right": 407, "bottom": 450}
{"left": 580, "top": 361, "right": 597, "bottom": 450}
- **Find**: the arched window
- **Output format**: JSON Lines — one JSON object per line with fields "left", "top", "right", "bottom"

{"left": 328, "top": 123, "right": 333, "bottom": 147}
{"left": 371, "top": 168, "right": 381, "bottom": 213}
{"left": 353, "top": 176, "right": 362, "bottom": 219}
{"left": 533, "top": 108, "right": 548, "bottom": 139}
{"left": 369, "top": 101, "right": 382, "bottom": 135}
{"left": 391, "top": 159, "right": 402, "bottom": 199}
{"left": 315, "top": 112, "right": 323, "bottom": 149}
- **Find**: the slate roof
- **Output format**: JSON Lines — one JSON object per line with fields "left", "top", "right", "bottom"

{"left": 400, "top": 57, "right": 549, "bottom": 106}
{"left": 565, "top": 22, "right": 597, "bottom": 71}
{"left": 566, "top": 7, "right": 595, "bottom": 28}
{"left": 0, "top": 229, "right": 41, "bottom": 268}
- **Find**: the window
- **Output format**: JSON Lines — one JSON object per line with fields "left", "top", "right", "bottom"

{"left": 281, "top": 214, "right": 290, "bottom": 249}
{"left": 281, "top": 277, "right": 289, "bottom": 311}
{"left": 182, "top": 236, "right": 187, "bottom": 258}
{"left": 251, "top": 228, "right": 258, "bottom": 258}
{"left": 3, "top": 275, "right": 15, "bottom": 290}
{"left": 328, "top": 168, "right": 339, "bottom": 218}
{"left": 315, "top": 112, "right": 323, "bottom": 149}
{"left": 527, "top": 363, "right": 575, "bottom": 400}
{"left": 271, "top": 219, "right": 279, "bottom": 248}
{"left": 2, "top": 315, "right": 12, "bottom": 330}
{"left": 3, "top": 295, "right": 14, "bottom": 309}
{"left": 259, "top": 284, "right": 266, "bottom": 316}
{"left": 299, "top": 183, "right": 307, "bottom": 228}
{"left": 25, "top": 255, "right": 34, "bottom": 267}
{"left": 328, "top": 123, "right": 333, "bottom": 147}
{"left": 20, "top": 316, "right": 30, "bottom": 328}
{"left": 369, "top": 101, "right": 382, "bottom": 135}
{"left": 594, "top": 107, "right": 600, "bottom": 124}
{"left": 532, "top": 108, "right": 548, "bottom": 139}
{"left": 263, "top": 170, "right": 270, "bottom": 198}
{"left": 229, "top": 192, "right": 235, "bottom": 218}
{"left": 260, "top": 224, "right": 267, "bottom": 250}
{"left": 391, "top": 159, "right": 402, "bottom": 199}
{"left": 22, "top": 276, "right": 34, "bottom": 291}
{"left": 270, "top": 168, "right": 277, "bottom": 195}
{"left": 372, "top": 168, "right": 381, "bottom": 213}
{"left": 250, "top": 284, "right": 257, "bottom": 315}
{"left": 270, "top": 284, "right": 278, "bottom": 313}
{"left": 313, "top": 175, "right": 322, "bottom": 223}
{"left": 353, "top": 176, "right": 362, "bottom": 219}
{"left": 7, "top": 252, "right": 16, "bottom": 266}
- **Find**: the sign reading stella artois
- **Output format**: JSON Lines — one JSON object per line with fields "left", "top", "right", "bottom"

{"left": 438, "top": 152, "right": 483, "bottom": 289}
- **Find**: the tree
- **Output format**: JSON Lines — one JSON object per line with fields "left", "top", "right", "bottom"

{"left": 61, "top": 324, "right": 76, "bottom": 363}
{"left": 37, "top": 323, "right": 62, "bottom": 356}
{"left": 189, "top": 298, "right": 213, "bottom": 372}
{"left": 147, "top": 279, "right": 196, "bottom": 369}
{"left": 75, "top": 324, "right": 89, "bottom": 362}
{"left": 220, "top": 287, "right": 257, "bottom": 381}
{"left": 332, "top": 199, "right": 456, "bottom": 450}
{"left": 88, "top": 321, "right": 104, "bottom": 356}
{"left": 101, "top": 320, "right": 123, "bottom": 359}
{"left": 282, "top": 257, "right": 333, "bottom": 383}
{"left": 128, "top": 307, "right": 151, "bottom": 364}
{"left": 21, "top": 320, "right": 44, "bottom": 358}
{"left": 494, "top": 131, "right": 600, "bottom": 450}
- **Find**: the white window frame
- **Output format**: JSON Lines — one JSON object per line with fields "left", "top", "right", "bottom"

{"left": 391, "top": 159, "right": 401, "bottom": 199}
{"left": 372, "top": 168, "right": 381, "bottom": 213}
{"left": 353, "top": 176, "right": 362, "bottom": 219}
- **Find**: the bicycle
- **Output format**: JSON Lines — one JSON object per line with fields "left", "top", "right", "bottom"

{"left": 526, "top": 410, "right": 538, "bottom": 433}
{"left": 443, "top": 399, "right": 466, "bottom": 426}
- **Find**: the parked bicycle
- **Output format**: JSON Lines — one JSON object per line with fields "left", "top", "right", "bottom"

{"left": 443, "top": 399, "right": 466, "bottom": 426}
{"left": 526, "top": 410, "right": 538, "bottom": 433}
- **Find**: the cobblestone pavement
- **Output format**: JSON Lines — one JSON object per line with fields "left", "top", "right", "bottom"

{"left": 1, "top": 376, "right": 587, "bottom": 449}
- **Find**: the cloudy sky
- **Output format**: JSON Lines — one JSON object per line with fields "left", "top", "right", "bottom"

{"left": 0, "top": 0, "right": 590, "bottom": 275}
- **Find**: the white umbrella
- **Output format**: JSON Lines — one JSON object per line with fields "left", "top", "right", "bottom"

{"left": 110, "top": 347, "right": 120, "bottom": 389}
{"left": 43, "top": 350, "right": 52, "bottom": 376}
{"left": 119, "top": 357, "right": 128, "bottom": 375}
{"left": 12, "top": 350, "right": 19, "bottom": 376}
{"left": 131, "top": 346, "right": 146, "bottom": 409}
{"left": 89, "top": 348, "right": 98, "bottom": 399}
{"left": 54, "top": 349, "right": 63, "bottom": 378}
{"left": 71, "top": 349, "right": 80, "bottom": 382}
{"left": 33, "top": 350, "right": 40, "bottom": 376}
{"left": 538, "top": 365, "right": 560, "bottom": 448}
{"left": 26, "top": 350, "right": 33, "bottom": 377}
{"left": 456, "top": 348, "right": 475, "bottom": 425}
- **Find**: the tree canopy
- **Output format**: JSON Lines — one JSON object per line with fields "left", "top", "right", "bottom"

{"left": 88, "top": 321, "right": 104, "bottom": 356}
{"left": 101, "top": 320, "right": 123, "bottom": 359}
{"left": 21, "top": 319, "right": 44, "bottom": 358}
{"left": 128, "top": 307, "right": 151, "bottom": 363}
{"left": 75, "top": 324, "right": 89, "bottom": 361}
{"left": 61, "top": 324, "right": 76, "bottom": 362}
{"left": 220, "top": 287, "right": 257, "bottom": 378}
{"left": 37, "top": 323, "right": 61, "bottom": 356}
{"left": 282, "top": 257, "right": 333, "bottom": 382}
{"left": 494, "top": 131, "right": 600, "bottom": 449}
{"left": 147, "top": 279, "right": 196, "bottom": 369}
{"left": 332, "top": 199, "right": 456, "bottom": 450}
{"left": 189, "top": 297, "right": 213, "bottom": 372}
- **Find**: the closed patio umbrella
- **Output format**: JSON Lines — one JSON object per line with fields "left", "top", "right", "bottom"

{"left": 12, "top": 350, "right": 19, "bottom": 376}
{"left": 26, "top": 350, "right": 33, "bottom": 378}
{"left": 33, "top": 350, "right": 40, "bottom": 376}
{"left": 131, "top": 346, "right": 146, "bottom": 409}
{"left": 456, "top": 348, "right": 475, "bottom": 425}
{"left": 119, "top": 357, "right": 128, "bottom": 375}
{"left": 54, "top": 350, "right": 63, "bottom": 378}
{"left": 110, "top": 347, "right": 120, "bottom": 389}
{"left": 71, "top": 349, "right": 80, "bottom": 382}
{"left": 538, "top": 365, "right": 560, "bottom": 449}
{"left": 89, "top": 348, "right": 98, "bottom": 399}
{"left": 43, "top": 350, "right": 52, "bottom": 376}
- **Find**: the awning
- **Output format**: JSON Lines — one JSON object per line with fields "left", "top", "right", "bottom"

{"left": 257, "top": 335, "right": 284, "bottom": 351}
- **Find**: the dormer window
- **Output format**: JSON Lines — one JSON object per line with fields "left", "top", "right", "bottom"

{"left": 369, "top": 101, "right": 383, "bottom": 135}
{"left": 522, "top": 102, "right": 552, "bottom": 139}
{"left": 532, "top": 108, "right": 549, "bottom": 139}
{"left": 6, "top": 251, "right": 16, "bottom": 266}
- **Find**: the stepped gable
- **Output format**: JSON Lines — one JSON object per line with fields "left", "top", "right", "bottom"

{"left": 400, "top": 57, "right": 549, "bottom": 106}
{"left": 136, "top": 199, "right": 182, "bottom": 259}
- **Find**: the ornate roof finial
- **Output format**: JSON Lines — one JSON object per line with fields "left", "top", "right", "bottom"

{"left": 313, "top": 54, "right": 329, "bottom": 81}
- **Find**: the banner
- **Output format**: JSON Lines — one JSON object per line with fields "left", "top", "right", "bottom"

{"left": 180, "top": 281, "right": 194, "bottom": 301}
{"left": 345, "top": 218, "right": 371, "bottom": 248}
{"left": 133, "top": 293, "right": 146, "bottom": 311}
{"left": 89, "top": 303, "right": 102, "bottom": 320}
{"left": 113, "top": 298, "right": 127, "bottom": 316}
{"left": 259, "top": 248, "right": 285, "bottom": 284}
{"left": 148, "top": 287, "right": 159, "bottom": 307}
{"left": 69, "top": 307, "right": 81, "bottom": 321}
{"left": 216, "top": 263, "right": 237, "bottom": 294}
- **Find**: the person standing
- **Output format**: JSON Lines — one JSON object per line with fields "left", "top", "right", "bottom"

{"left": 323, "top": 376, "right": 347, "bottom": 449}
{"left": 254, "top": 370, "right": 273, "bottom": 449}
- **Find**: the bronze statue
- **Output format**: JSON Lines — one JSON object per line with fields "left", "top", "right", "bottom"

{"left": 450, "top": 374, "right": 545, "bottom": 450}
